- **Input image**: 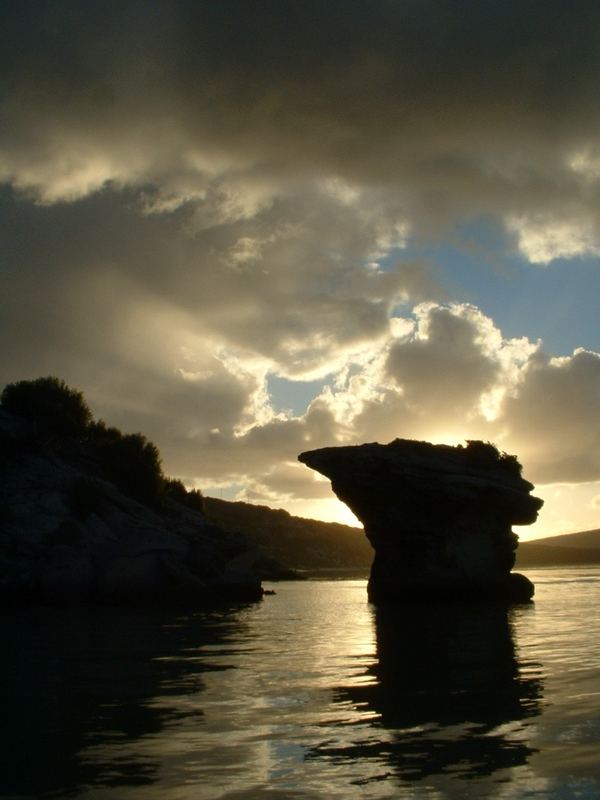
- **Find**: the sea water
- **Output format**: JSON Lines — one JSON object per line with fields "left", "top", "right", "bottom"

{"left": 2, "top": 568, "right": 600, "bottom": 799}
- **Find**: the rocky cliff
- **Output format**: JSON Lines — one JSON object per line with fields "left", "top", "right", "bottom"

{"left": 299, "top": 439, "right": 542, "bottom": 603}
{"left": 0, "top": 409, "right": 263, "bottom": 606}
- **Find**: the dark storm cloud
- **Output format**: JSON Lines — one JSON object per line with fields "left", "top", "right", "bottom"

{"left": 3, "top": 0, "right": 600, "bottom": 235}
{"left": 0, "top": 182, "right": 434, "bottom": 384}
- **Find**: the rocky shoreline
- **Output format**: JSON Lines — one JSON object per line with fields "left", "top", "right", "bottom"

{"left": 0, "top": 408, "right": 264, "bottom": 606}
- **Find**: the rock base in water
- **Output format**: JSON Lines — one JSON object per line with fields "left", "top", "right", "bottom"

{"left": 367, "top": 568, "right": 535, "bottom": 604}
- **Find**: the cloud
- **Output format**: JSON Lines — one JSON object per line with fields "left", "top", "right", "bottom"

{"left": 168, "top": 303, "right": 531, "bottom": 494}
{"left": 231, "top": 306, "right": 600, "bottom": 501}
{"left": 311, "top": 303, "right": 532, "bottom": 444}
{"left": 239, "top": 462, "right": 333, "bottom": 504}
{"left": 0, "top": 178, "right": 440, "bottom": 393}
{"left": 385, "top": 305, "right": 501, "bottom": 416}
{"left": 508, "top": 215, "right": 600, "bottom": 264}
{"left": 158, "top": 310, "right": 600, "bottom": 495}
{"left": 2, "top": 2, "right": 600, "bottom": 257}
{"left": 501, "top": 348, "right": 600, "bottom": 483}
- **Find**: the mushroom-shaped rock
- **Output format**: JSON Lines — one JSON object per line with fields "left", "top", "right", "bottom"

{"left": 299, "top": 439, "right": 542, "bottom": 604}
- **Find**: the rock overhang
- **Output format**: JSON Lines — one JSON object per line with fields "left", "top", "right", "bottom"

{"left": 299, "top": 439, "right": 542, "bottom": 603}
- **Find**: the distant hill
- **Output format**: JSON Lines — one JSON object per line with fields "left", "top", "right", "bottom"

{"left": 203, "top": 497, "right": 373, "bottom": 575}
{"left": 515, "top": 528, "right": 600, "bottom": 567}
{"left": 204, "top": 498, "right": 600, "bottom": 572}
{"left": 524, "top": 529, "right": 600, "bottom": 548}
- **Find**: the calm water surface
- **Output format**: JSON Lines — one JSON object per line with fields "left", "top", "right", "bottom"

{"left": 2, "top": 568, "right": 600, "bottom": 799}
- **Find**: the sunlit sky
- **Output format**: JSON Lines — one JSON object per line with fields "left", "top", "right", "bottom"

{"left": 1, "top": 2, "right": 599, "bottom": 540}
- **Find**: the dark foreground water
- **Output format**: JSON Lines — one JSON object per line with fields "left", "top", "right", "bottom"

{"left": 2, "top": 568, "right": 600, "bottom": 799}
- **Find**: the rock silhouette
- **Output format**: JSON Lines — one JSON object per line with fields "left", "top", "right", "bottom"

{"left": 299, "top": 439, "right": 542, "bottom": 603}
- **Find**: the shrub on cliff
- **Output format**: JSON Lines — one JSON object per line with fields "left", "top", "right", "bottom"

{"left": 2, "top": 376, "right": 206, "bottom": 511}
{"left": 465, "top": 440, "right": 522, "bottom": 476}
{"left": 90, "top": 421, "right": 165, "bottom": 505}
{"left": 1, "top": 376, "right": 92, "bottom": 439}
{"left": 186, "top": 488, "right": 205, "bottom": 512}
{"left": 165, "top": 478, "right": 205, "bottom": 513}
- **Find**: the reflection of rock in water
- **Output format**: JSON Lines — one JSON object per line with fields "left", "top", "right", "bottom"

{"left": 309, "top": 604, "right": 543, "bottom": 785}
{"left": 1, "top": 606, "right": 247, "bottom": 797}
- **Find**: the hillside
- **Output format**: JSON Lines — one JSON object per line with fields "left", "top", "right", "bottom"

{"left": 525, "top": 529, "right": 600, "bottom": 548}
{"left": 204, "top": 495, "right": 600, "bottom": 573}
{"left": 515, "top": 528, "right": 600, "bottom": 567}
{"left": 204, "top": 497, "right": 373, "bottom": 575}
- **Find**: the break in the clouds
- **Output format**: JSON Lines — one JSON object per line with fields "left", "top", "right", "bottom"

{"left": 1, "top": 1, "right": 599, "bottom": 536}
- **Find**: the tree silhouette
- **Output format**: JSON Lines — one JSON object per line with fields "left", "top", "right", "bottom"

{"left": 1, "top": 376, "right": 92, "bottom": 439}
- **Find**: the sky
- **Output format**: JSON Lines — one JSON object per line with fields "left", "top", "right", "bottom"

{"left": 1, "top": 1, "right": 599, "bottom": 540}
